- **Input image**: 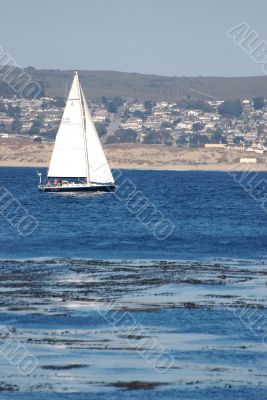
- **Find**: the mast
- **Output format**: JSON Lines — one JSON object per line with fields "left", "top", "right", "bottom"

{"left": 76, "top": 72, "right": 90, "bottom": 183}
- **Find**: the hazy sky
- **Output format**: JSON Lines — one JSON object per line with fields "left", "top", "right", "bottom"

{"left": 0, "top": 0, "right": 267, "bottom": 77}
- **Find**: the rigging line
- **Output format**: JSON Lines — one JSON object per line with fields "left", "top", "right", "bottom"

{"left": 78, "top": 75, "right": 90, "bottom": 183}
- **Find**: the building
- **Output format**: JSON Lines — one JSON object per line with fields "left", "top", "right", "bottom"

{"left": 205, "top": 144, "right": 225, "bottom": 148}
{"left": 120, "top": 117, "right": 143, "bottom": 131}
{"left": 144, "top": 116, "right": 162, "bottom": 129}
{"left": 240, "top": 158, "right": 257, "bottom": 164}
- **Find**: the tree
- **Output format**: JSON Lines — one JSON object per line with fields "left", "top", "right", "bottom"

{"left": 173, "top": 117, "right": 182, "bottom": 125}
{"left": 54, "top": 97, "right": 65, "bottom": 108}
{"left": 0, "top": 101, "right": 6, "bottom": 113}
{"left": 46, "top": 129, "right": 57, "bottom": 140}
{"left": 211, "top": 131, "right": 227, "bottom": 144}
{"left": 161, "top": 121, "right": 173, "bottom": 129}
{"left": 101, "top": 96, "right": 109, "bottom": 106}
{"left": 144, "top": 101, "right": 153, "bottom": 115}
{"left": 7, "top": 105, "right": 21, "bottom": 118}
{"left": 95, "top": 122, "right": 107, "bottom": 137}
{"left": 160, "top": 130, "right": 173, "bottom": 146}
{"left": 132, "top": 110, "right": 147, "bottom": 120}
{"left": 143, "top": 131, "right": 162, "bottom": 144}
{"left": 107, "top": 101, "right": 117, "bottom": 113}
{"left": 233, "top": 136, "right": 243, "bottom": 144}
{"left": 218, "top": 100, "right": 243, "bottom": 118}
{"left": 33, "top": 136, "right": 42, "bottom": 143}
{"left": 107, "top": 129, "right": 137, "bottom": 143}
{"left": 176, "top": 135, "right": 187, "bottom": 146}
{"left": 42, "top": 98, "right": 54, "bottom": 110}
{"left": 112, "top": 96, "right": 123, "bottom": 107}
{"left": 190, "top": 134, "right": 209, "bottom": 147}
{"left": 179, "top": 100, "right": 214, "bottom": 112}
{"left": 192, "top": 122, "right": 205, "bottom": 131}
{"left": 252, "top": 97, "right": 264, "bottom": 110}
{"left": 257, "top": 123, "right": 265, "bottom": 135}
{"left": 10, "top": 118, "right": 21, "bottom": 133}
{"left": 41, "top": 100, "right": 48, "bottom": 110}
{"left": 28, "top": 119, "right": 42, "bottom": 135}
{"left": 142, "top": 130, "right": 173, "bottom": 145}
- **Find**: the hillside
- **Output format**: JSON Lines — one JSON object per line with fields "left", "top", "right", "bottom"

{"left": 1, "top": 67, "right": 267, "bottom": 101}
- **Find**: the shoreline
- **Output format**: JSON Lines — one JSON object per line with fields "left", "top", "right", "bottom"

{"left": 1, "top": 140, "right": 267, "bottom": 171}
{"left": 0, "top": 160, "right": 267, "bottom": 171}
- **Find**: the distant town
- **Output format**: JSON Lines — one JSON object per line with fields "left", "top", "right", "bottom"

{"left": 1, "top": 94, "right": 267, "bottom": 158}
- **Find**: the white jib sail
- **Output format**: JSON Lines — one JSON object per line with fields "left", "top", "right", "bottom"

{"left": 48, "top": 71, "right": 114, "bottom": 184}
{"left": 81, "top": 87, "right": 115, "bottom": 184}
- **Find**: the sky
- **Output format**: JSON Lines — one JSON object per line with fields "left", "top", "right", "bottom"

{"left": 0, "top": 0, "right": 267, "bottom": 77}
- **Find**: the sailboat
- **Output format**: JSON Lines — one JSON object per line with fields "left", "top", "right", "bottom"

{"left": 39, "top": 71, "right": 115, "bottom": 192}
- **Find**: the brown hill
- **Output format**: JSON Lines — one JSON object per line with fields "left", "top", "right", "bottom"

{"left": 1, "top": 67, "right": 267, "bottom": 101}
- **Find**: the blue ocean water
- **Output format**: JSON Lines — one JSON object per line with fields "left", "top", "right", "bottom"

{"left": 0, "top": 167, "right": 267, "bottom": 398}
{"left": 0, "top": 167, "right": 266, "bottom": 260}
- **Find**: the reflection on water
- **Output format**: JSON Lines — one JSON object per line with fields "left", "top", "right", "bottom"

{"left": 0, "top": 259, "right": 266, "bottom": 397}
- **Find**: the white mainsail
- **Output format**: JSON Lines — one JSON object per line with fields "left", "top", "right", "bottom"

{"left": 48, "top": 72, "right": 114, "bottom": 184}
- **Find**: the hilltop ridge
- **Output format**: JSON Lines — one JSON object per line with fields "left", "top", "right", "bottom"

{"left": 1, "top": 67, "right": 267, "bottom": 101}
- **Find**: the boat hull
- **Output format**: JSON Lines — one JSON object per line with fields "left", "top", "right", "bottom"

{"left": 39, "top": 184, "right": 115, "bottom": 193}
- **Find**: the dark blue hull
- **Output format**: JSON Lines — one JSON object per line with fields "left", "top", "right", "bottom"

{"left": 39, "top": 185, "right": 115, "bottom": 193}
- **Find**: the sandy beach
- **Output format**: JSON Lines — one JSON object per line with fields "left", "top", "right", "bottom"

{"left": 0, "top": 138, "right": 267, "bottom": 171}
